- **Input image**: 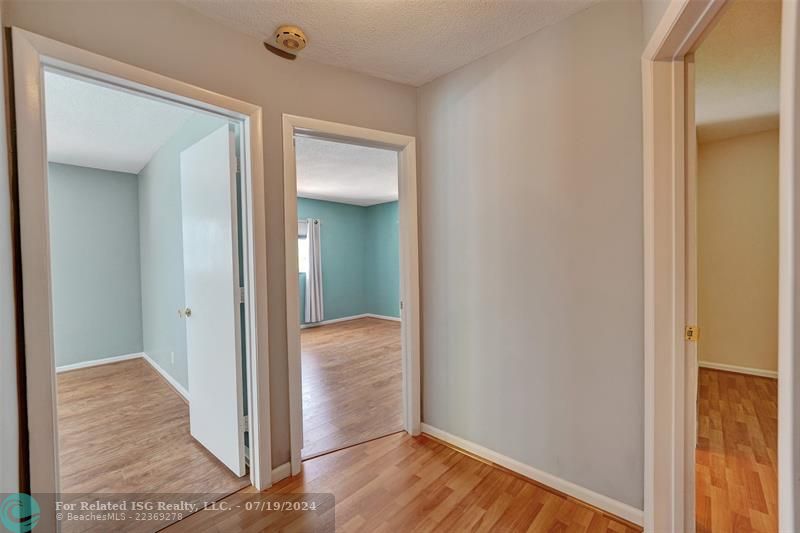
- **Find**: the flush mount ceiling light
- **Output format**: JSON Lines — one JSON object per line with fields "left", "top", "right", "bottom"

{"left": 264, "top": 25, "right": 308, "bottom": 61}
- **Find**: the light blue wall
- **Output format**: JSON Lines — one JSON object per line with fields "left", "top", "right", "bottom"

{"left": 297, "top": 198, "right": 399, "bottom": 323}
{"left": 48, "top": 162, "right": 143, "bottom": 366}
{"left": 138, "top": 114, "right": 229, "bottom": 389}
{"left": 365, "top": 201, "right": 400, "bottom": 317}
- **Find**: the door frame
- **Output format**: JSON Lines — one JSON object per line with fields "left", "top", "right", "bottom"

{"left": 683, "top": 50, "right": 700, "bottom": 533}
{"left": 12, "top": 27, "right": 272, "bottom": 515}
{"left": 642, "top": 0, "right": 797, "bottom": 530}
{"left": 281, "top": 114, "right": 420, "bottom": 475}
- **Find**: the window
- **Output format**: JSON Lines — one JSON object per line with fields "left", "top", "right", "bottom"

{"left": 298, "top": 236, "right": 309, "bottom": 273}
{"left": 298, "top": 219, "right": 310, "bottom": 273}
{"left": 297, "top": 220, "right": 308, "bottom": 274}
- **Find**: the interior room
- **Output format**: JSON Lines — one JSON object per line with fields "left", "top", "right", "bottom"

{"left": 6, "top": 0, "right": 800, "bottom": 531}
{"left": 693, "top": 1, "right": 780, "bottom": 530}
{"left": 294, "top": 135, "right": 402, "bottom": 459}
{"left": 44, "top": 70, "right": 250, "bottom": 529}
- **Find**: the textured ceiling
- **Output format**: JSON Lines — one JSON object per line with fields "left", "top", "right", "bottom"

{"left": 44, "top": 70, "right": 195, "bottom": 173}
{"left": 695, "top": 0, "right": 780, "bottom": 143}
{"left": 295, "top": 136, "right": 397, "bottom": 206}
{"left": 181, "top": 0, "right": 595, "bottom": 86}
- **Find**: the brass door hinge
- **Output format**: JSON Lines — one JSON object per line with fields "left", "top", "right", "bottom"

{"left": 685, "top": 325, "right": 699, "bottom": 341}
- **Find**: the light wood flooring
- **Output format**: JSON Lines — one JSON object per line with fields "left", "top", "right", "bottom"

{"left": 165, "top": 431, "right": 641, "bottom": 532}
{"left": 56, "top": 358, "right": 250, "bottom": 532}
{"left": 696, "top": 368, "right": 778, "bottom": 532}
{"left": 301, "top": 317, "right": 403, "bottom": 459}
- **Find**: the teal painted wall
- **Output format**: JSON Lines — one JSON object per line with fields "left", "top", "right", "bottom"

{"left": 48, "top": 162, "right": 143, "bottom": 366}
{"left": 365, "top": 201, "right": 400, "bottom": 317}
{"left": 297, "top": 198, "right": 368, "bottom": 322}
{"left": 297, "top": 198, "right": 399, "bottom": 323}
{"left": 138, "top": 114, "right": 229, "bottom": 389}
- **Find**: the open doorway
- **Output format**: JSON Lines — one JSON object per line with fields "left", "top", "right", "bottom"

{"left": 41, "top": 69, "right": 250, "bottom": 529}
{"left": 690, "top": 1, "right": 781, "bottom": 530}
{"left": 13, "top": 29, "right": 269, "bottom": 531}
{"left": 282, "top": 115, "right": 420, "bottom": 474}
{"left": 293, "top": 135, "right": 403, "bottom": 459}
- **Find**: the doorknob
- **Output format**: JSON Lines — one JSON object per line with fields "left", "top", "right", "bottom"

{"left": 178, "top": 307, "right": 192, "bottom": 318}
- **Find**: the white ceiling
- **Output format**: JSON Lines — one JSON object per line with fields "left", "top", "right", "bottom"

{"left": 182, "top": 0, "right": 595, "bottom": 87}
{"left": 695, "top": 0, "right": 780, "bottom": 143}
{"left": 295, "top": 136, "right": 398, "bottom": 206}
{"left": 44, "top": 70, "right": 196, "bottom": 174}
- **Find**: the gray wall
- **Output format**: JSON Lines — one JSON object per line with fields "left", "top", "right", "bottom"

{"left": 0, "top": 0, "right": 18, "bottom": 494}
{"left": 5, "top": 0, "right": 417, "bottom": 467}
{"left": 48, "top": 163, "right": 143, "bottom": 367}
{"left": 642, "top": 0, "right": 671, "bottom": 46}
{"left": 417, "top": 1, "right": 644, "bottom": 510}
{"left": 138, "top": 114, "right": 229, "bottom": 390}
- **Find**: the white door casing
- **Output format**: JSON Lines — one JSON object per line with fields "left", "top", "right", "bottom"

{"left": 779, "top": 1, "right": 800, "bottom": 527}
{"left": 683, "top": 52, "right": 699, "bottom": 533}
{"left": 180, "top": 124, "right": 246, "bottom": 476}
{"left": 281, "top": 114, "right": 421, "bottom": 476}
{"left": 13, "top": 31, "right": 270, "bottom": 532}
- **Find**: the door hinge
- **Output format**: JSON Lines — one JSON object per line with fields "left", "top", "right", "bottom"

{"left": 240, "top": 415, "right": 249, "bottom": 433}
{"left": 239, "top": 286, "right": 245, "bottom": 304}
{"left": 685, "top": 325, "right": 699, "bottom": 341}
{"left": 400, "top": 300, "right": 403, "bottom": 310}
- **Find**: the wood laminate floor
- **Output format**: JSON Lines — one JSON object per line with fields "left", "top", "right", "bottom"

{"left": 301, "top": 317, "right": 403, "bottom": 459}
{"left": 56, "top": 358, "right": 250, "bottom": 532}
{"left": 165, "top": 431, "right": 642, "bottom": 532}
{"left": 696, "top": 368, "right": 778, "bottom": 532}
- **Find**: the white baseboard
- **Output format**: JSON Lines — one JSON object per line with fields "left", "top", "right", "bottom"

{"left": 57, "top": 351, "right": 192, "bottom": 401}
{"left": 141, "top": 352, "right": 190, "bottom": 402}
{"left": 300, "top": 313, "right": 369, "bottom": 328}
{"left": 271, "top": 461, "right": 291, "bottom": 483}
{"left": 365, "top": 313, "right": 401, "bottom": 322}
{"left": 300, "top": 313, "right": 401, "bottom": 329}
{"left": 56, "top": 352, "right": 145, "bottom": 373}
{"left": 420, "top": 423, "right": 644, "bottom": 527}
{"left": 699, "top": 360, "right": 778, "bottom": 379}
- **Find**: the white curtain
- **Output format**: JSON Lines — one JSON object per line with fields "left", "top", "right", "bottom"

{"left": 304, "top": 218, "right": 324, "bottom": 323}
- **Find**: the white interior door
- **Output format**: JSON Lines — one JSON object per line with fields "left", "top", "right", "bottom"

{"left": 180, "top": 124, "right": 246, "bottom": 476}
